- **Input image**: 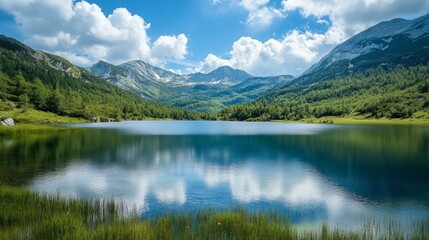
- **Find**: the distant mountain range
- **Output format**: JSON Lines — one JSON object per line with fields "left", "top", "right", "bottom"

{"left": 89, "top": 60, "right": 293, "bottom": 112}
{"left": 88, "top": 13, "right": 429, "bottom": 113}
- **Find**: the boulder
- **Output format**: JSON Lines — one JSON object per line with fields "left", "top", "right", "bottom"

{"left": 1, "top": 118, "right": 15, "bottom": 126}
{"left": 92, "top": 117, "right": 100, "bottom": 123}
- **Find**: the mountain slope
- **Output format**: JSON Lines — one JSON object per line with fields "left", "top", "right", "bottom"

{"left": 89, "top": 60, "right": 290, "bottom": 112}
{"left": 89, "top": 60, "right": 180, "bottom": 99}
{"left": 120, "top": 60, "right": 185, "bottom": 83}
{"left": 226, "top": 75, "right": 294, "bottom": 101}
{"left": 0, "top": 35, "right": 208, "bottom": 122}
{"left": 297, "top": 13, "right": 429, "bottom": 84}
{"left": 218, "top": 65, "right": 429, "bottom": 121}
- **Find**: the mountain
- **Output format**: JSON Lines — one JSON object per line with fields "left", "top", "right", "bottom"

{"left": 297, "top": 13, "right": 429, "bottom": 84}
{"left": 90, "top": 61, "right": 252, "bottom": 87}
{"left": 0, "top": 35, "right": 208, "bottom": 122}
{"left": 89, "top": 60, "right": 181, "bottom": 99}
{"left": 187, "top": 66, "right": 253, "bottom": 84}
{"left": 119, "top": 60, "right": 186, "bottom": 84}
{"left": 217, "top": 13, "right": 429, "bottom": 121}
{"left": 89, "top": 60, "right": 290, "bottom": 112}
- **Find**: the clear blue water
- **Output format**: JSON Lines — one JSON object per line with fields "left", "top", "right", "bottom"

{"left": 1, "top": 121, "right": 428, "bottom": 229}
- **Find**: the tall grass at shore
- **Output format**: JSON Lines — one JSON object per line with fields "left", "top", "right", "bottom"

{"left": 1, "top": 186, "right": 428, "bottom": 239}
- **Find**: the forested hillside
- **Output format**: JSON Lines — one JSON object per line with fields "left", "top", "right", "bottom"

{"left": 0, "top": 35, "right": 210, "bottom": 121}
{"left": 218, "top": 65, "right": 429, "bottom": 121}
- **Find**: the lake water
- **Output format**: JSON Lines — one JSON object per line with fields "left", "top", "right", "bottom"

{"left": 1, "top": 121, "right": 428, "bottom": 229}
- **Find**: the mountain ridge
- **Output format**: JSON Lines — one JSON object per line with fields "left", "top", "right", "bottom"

{"left": 186, "top": 66, "right": 253, "bottom": 84}
{"left": 89, "top": 59, "right": 291, "bottom": 112}
{"left": 90, "top": 60, "right": 254, "bottom": 85}
{"left": 298, "top": 13, "right": 429, "bottom": 84}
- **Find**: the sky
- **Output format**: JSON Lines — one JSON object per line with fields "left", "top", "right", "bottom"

{"left": 0, "top": 0, "right": 428, "bottom": 77}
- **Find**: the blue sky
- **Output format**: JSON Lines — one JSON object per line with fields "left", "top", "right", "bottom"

{"left": 0, "top": 0, "right": 428, "bottom": 76}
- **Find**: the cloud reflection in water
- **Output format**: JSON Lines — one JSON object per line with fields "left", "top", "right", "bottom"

{"left": 29, "top": 124, "right": 429, "bottom": 229}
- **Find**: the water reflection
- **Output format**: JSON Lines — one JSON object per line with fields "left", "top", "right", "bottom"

{"left": 30, "top": 149, "right": 428, "bottom": 228}
{"left": 1, "top": 122, "right": 428, "bottom": 228}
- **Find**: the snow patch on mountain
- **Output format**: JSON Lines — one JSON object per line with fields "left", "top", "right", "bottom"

{"left": 303, "top": 13, "right": 429, "bottom": 77}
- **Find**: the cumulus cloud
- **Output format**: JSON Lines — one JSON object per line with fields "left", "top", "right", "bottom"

{"left": 198, "top": 0, "right": 429, "bottom": 76}
{"left": 197, "top": 31, "right": 332, "bottom": 76}
{"left": 246, "top": 6, "right": 284, "bottom": 27}
{"left": 198, "top": 54, "right": 231, "bottom": 74}
{"left": 240, "top": 0, "right": 269, "bottom": 11}
{"left": 239, "top": 0, "right": 284, "bottom": 28}
{"left": 151, "top": 34, "right": 188, "bottom": 64}
{"left": 0, "top": 0, "right": 188, "bottom": 66}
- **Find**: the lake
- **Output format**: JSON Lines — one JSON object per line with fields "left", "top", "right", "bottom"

{"left": 1, "top": 121, "right": 428, "bottom": 230}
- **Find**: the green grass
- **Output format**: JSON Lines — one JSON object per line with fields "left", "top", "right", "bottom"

{"left": 0, "top": 186, "right": 427, "bottom": 240}
{"left": 273, "top": 117, "right": 429, "bottom": 125}
{"left": 0, "top": 108, "right": 86, "bottom": 136}
{"left": 2, "top": 106, "right": 428, "bottom": 128}
{"left": 0, "top": 108, "right": 85, "bottom": 125}
{"left": 0, "top": 123, "right": 69, "bottom": 135}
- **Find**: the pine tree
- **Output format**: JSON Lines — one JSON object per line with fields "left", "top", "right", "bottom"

{"left": 18, "top": 93, "right": 30, "bottom": 112}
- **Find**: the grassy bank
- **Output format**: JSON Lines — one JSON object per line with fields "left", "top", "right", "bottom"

{"left": 0, "top": 186, "right": 427, "bottom": 240}
{"left": 273, "top": 117, "right": 429, "bottom": 125}
{"left": 0, "top": 109, "right": 85, "bottom": 125}
{"left": 2, "top": 107, "right": 429, "bottom": 127}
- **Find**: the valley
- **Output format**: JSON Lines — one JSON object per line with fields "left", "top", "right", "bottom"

{"left": 1, "top": 14, "right": 429, "bottom": 123}
{"left": 89, "top": 61, "right": 293, "bottom": 112}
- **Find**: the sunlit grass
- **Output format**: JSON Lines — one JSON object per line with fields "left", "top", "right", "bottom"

{"left": 1, "top": 186, "right": 428, "bottom": 239}
{"left": 0, "top": 123, "right": 75, "bottom": 136}
{"left": 273, "top": 117, "right": 429, "bottom": 125}
{"left": 0, "top": 108, "right": 85, "bottom": 125}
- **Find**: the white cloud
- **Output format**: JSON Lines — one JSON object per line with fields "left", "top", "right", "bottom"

{"left": 151, "top": 34, "right": 188, "bottom": 64}
{"left": 317, "top": 19, "right": 329, "bottom": 25}
{"left": 208, "top": 0, "right": 284, "bottom": 28}
{"left": 246, "top": 6, "right": 284, "bottom": 27}
{"left": 53, "top": 51, "right": 93, "bottom": 66}
{"left": 240, "top": 0, "right": 269, "bottom": 11}
{"left": 197, "top": 30, "right": 335, "bottom": 76}
{"left": 239, "top": 0, "right": 284, "bottom": 28}
{"left": 0, "top": 0, "right": 189, "bottom": 67}
{"left": 197, "top": 54, "right": 231, "bottom": 74}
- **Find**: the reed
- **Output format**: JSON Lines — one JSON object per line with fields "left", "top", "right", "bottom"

{"left": 0, "top": 186, "right": 427, "bottom": 239}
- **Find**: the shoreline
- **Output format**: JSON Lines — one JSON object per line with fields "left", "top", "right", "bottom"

{"left": 1, "top": 109, "right": 429, "bottom": 136}
{"left": 2, "top": 107, "right": 429, "bottom": 127}
{"left": 272, "top": 117, "right": 429, "bottom": 125}
{"left": 1, "top": 117, "right": 428, "bottom": 132}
